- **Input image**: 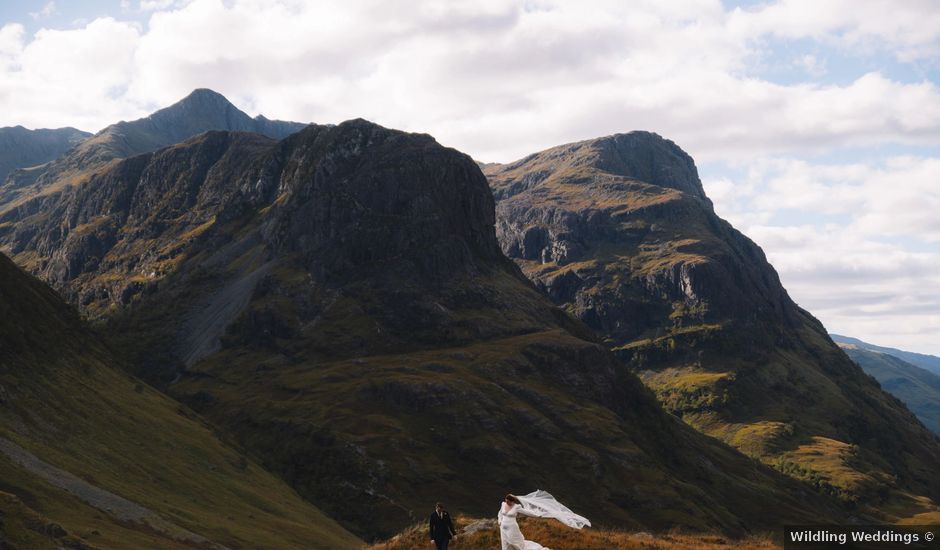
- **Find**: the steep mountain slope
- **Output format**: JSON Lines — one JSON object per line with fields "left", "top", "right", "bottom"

{"left": 0, "top": 125, "right": 90, "bottom": 183}
{"left": 1, "top": 121, "right": 848, "bottom": 539}
{"left": 0, "top": 253, "right": 362, "bottom": 549}
{"left": 832, "top": 334, "right": 940, "bottom": 377}
{"left": 839, "top": 344, "right": 940, "bottom": 435}
{"left": 483, "top": 132, "right": 940, "bottom": 521}
{"left": 0, "top": 88, "right": 305, "bottom": 213}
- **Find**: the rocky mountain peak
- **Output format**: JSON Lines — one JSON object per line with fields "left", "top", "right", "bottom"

{"left": 0, "top": 90, "right": 308, "bottom": 214}
{"left": 146, "top": 88, "right": 243, "bottom": 125}
{"left": 589, "top": 131, "right": 710, "bottom": 203}
{"left": 488, "top": 130, "right": 711, "bottom": 207}
{"left": 125, "top": 88, "right": 305, "bottom": 146}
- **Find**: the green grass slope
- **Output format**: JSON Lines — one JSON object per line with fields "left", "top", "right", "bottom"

{"left": 0, "top": 253, "right": 361, "bottom": 549}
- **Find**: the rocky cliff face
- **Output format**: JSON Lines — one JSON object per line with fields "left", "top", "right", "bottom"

{"left": 485, "top": 132, "right": 940, "bottom": 522}
{"left": 0, "top": 88, "right": 305, "bottom": 214}
{"left": 0, "top": 125, "right": 89, "bottom": 183}
{"left": 3, "top": 119, "right": 848, "bottom": 539}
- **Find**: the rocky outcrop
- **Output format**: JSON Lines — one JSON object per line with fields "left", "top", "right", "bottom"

{"left": 1, "top": 132, "right": 275, "bottom": 309}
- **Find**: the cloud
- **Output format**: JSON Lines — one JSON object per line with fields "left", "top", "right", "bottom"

{"left": 29, "top": 2, "right": 58, "bottom": 21}
{"left": 139, "top": 0, "right": 179, "bottom": 11}
{"left": 795, "top": 54, "right": 827, "bottom": 77}
{"left": 0, "top": 0, "right": 937, "bottom": 161}
{"left": 0, "top": 17, "right": 141, "bottom": 130}
{"left": 727, "top": 0, "right": 940, "bottom": 62}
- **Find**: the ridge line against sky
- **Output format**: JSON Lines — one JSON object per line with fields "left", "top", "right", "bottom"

{"left": 1, "top": 0, "right": 938, "bottom": 354}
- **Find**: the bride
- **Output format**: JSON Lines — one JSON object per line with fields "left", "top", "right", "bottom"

{"left": 497, "top": 490, "right": 590, "bottom": 550}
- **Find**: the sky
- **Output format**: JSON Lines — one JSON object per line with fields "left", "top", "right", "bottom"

{"left": 1, "top": 0, "right": 939, "bottom": 355}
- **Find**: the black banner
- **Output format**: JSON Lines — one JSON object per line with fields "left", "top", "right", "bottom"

{"left": 785, "top": 526, "right": 938, "bottom": 549}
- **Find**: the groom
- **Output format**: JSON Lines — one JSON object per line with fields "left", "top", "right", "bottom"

{"left": 429, "top": 501, "right": 457, "bottom": 549}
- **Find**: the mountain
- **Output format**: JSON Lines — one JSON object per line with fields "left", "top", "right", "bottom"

{"left": 0, "top": 125, "right": 90, "bottom": 182}
{"left": 0, "top": 252, "right": 361, "bottom": 549}
{"left": 838, "top": 343, "right": 940, "bottom": 435}
{"left": 0, "top": 120, "right": 848, "bottom": 539}
{"left": 832, "top": 334, "right": 940, "bottom": 377}
{"left": 0, "top": 88, "right": 306, "bottom": 213}
{"left": 483, "top": 131, "right": 940, "bottom": 521}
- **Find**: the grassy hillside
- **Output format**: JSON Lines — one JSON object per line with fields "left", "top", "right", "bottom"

{"left": 839, "top": 343, "right": 940, "bottom": 435}
{"left": 0, "top": 253, "right": 361, "bottom": 549}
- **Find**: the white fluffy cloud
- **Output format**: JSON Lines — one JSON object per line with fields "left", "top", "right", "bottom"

{"left": 2, "top": 0, "right": 939, "bottom": 159}
{"left": 1, "top": 0, "right": 938, "bottom": 353}
{"left": 109, "top": 0, "right": 940, "bottom": 162}
{"left": 0, "top": 17, "right": 141, "bottom": 130}
{"left": 727, "top": 0, "right": 940, "bottom": 62}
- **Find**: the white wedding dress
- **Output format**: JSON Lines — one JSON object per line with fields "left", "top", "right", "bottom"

{"left": 497, "top": 490, "right": 590, "bottom": 550}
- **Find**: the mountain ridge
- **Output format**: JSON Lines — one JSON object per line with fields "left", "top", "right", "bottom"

{"left": 832, "top": 334, "right": 940, "bottom": 377}
{"left": 0, "top": 125, "right": 90, "bottom": 184}
{"left": 838, "top": 343, "right": 940, "bottom": 435}
{"left": 0, "top": 88, "right": 306, "bottom": 214}
{"left": 484, "top": 131, "right": 940, "bottom": 522}
{"left": 1, "top": 117, "right": 849, "bottom": 539}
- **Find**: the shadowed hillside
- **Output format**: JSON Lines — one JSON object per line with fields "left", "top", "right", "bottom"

{"left": 839, "top": 343, "right": 940, "bottom": 435}
{"left": 832, "top": 335, "right": 940, "bottom": 377}
{"left": 0, "top": 253, "right": 362, "bottom": 549}
{"left": 0, "top": 125, "right": 90, "bottom": 183}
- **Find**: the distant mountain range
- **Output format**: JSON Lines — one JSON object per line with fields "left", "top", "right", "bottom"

{"left": 0, "top": 125, "right": 89, "bottom": 183}
{"left": 832, "top": 334, "right": 940, "bottom": 377}
{"left": 1, "top": 89, "right": 938, "bottom": 541}
{"left": 832, "top": 337, "right": 940, "bottom": 435}
{"left": 0, "top": 88, "right": 306, "bottom": 214}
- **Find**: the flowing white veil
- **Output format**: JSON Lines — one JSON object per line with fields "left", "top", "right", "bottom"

{"left": 515, "top": 490, "right": 591, "bottom": 529}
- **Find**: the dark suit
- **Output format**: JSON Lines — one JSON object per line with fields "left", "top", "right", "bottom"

{"left": 429, "top": 510, "right": 456, "bottom": 550}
